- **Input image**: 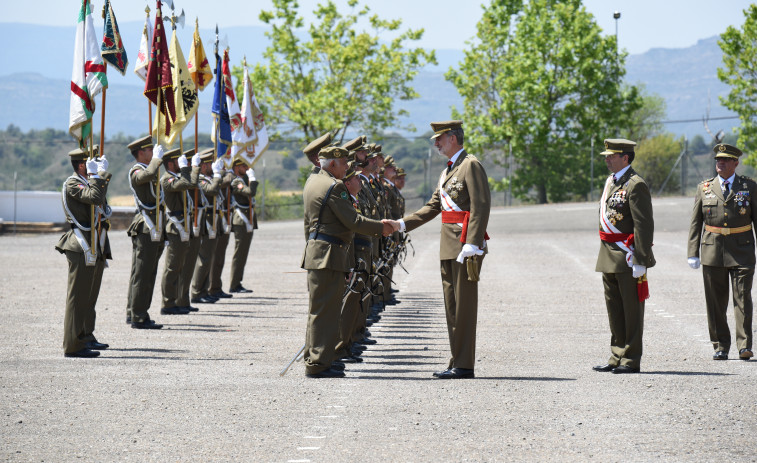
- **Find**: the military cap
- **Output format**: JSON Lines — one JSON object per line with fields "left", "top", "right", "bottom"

{"left": 232, "top": 154, "right": 252, "bottom": 167}
{"left": 344, "top": 164, "right": 357, "bottom": 180}
{"left": 600, "top": 138, "right": 636, "bottom": 156}
{"left": 373, "top": 144, "right": 383, "bottom": 155}
{"left": 68, "top": 145, "right": 99, "bottom": 161}
{"left": 396, "top": 167, "right": 406, "bottom": 177}
{"left": 198, "top": 148, "right": 215, "bottom": 162}
{"left": 183, "top": 148, "right": 196, "bottom": 157}
{"left": 713, "top": 143, "right": 742, "bottom": 160}
{"left": 164, "top": 147, "right": 182, "bottom": 160}
{"left": 384, "top": 155, "right": 396, "bottom": 168}
{"left": 303, "top": 132, "right": 334, "bottom": 157}
{"left": 430, "top": 120, "right": 463, "bottom": 139}
{"left": 127, "top": 135, "right": 152, "bottom": 153}
{"left": 319, "top": 146, "right": 348, "bottom": 160}
{"left": 342, "top": 135, "right": 368, "bottom": 152}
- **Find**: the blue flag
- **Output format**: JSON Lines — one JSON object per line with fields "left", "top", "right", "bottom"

{"left": 211, "top": 53, "right": 231, "bottom": 156}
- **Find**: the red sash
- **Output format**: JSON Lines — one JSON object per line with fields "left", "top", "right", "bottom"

{"left": 598, "top": 231, "right": 648, "bottom": 302}
{"left": 442, "top": 210, "right": 490, "bottom": 243}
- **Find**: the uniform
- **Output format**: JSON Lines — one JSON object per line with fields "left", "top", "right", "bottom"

{"left": 688, "top": 143, "right": 756, "bottom": 360}
{"left": 125, "top": 135, "right": 165, "bottom": 328}
{"left": 301, "top": 147, "right": 384, "bottom": 376}
{"left": 208, "top": 170, "right": 235, "bottom": 298}
{"left": 401, "top": 121, "right": 491, "bottom": 377}
{"left": 55, "top": 146, "right": 112, "bottom": 356}
{"left": 191, "top": 149, "right": 223, "bottom": 302}
{"left": 595, "top": 139, "right": 655, "bottom": 373}
{"left": 229, "top": 169, "right": 259, "bottom": 293}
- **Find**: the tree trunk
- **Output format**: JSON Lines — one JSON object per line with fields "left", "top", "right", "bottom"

{"left": 537, "top": 183, "right": 547, "bottom": 204}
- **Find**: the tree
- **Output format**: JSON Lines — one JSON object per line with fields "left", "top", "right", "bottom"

{"left": 718, "top": 4, "right": 757, "bottom": 166}
{"left": 240, "top": 0, "right": 435, "bottom": 144}
{"left": 446, "top": 0, "right": 641, "bottom": 203}
{"left": 626, "top": 84, "right": 666, "bottom": 142}
{"left": 633, "top": 133, "right": 683, "bottom": 194}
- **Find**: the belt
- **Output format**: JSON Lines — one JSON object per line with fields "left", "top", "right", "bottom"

{"left": 308, "top": 232, "right": 346, "bottom": 246}
{"left": 353, "top": 237, "right": 373, "bottom": 249}
{"left": 705, "top": 224, "right": 752, "bottom": 236}
{"left": 441, "top": 210, "right": 490, "bottom": 243}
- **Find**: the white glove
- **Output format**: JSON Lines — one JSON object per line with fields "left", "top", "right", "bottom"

{"left": 191, "top": 153, "right": 202, "bottom": 167}
{"left": 86, "top": 159, "right": 98, "bottom": 174}
{"left": 177, "top": 154, "right": 189, "bottom": 168}
{"left": 212, "top": 158, "right": 224, "bottom": 177}
{"left": 688, "top": 257, "right": 701, "bottom": 269}
{"left": 96, "top": 156, "right": 108, "bottom": 172}
{"left": 632, "top": 264, "right": 646, "bottom": 278}
{"left": 247, "top": 169, "right": 256, "bottom": 181}
{"left": 456, "top": 243, "right": 483, "bottom": 264}
{"left": 153, "top": 144, "right": 165, "bottom": 160}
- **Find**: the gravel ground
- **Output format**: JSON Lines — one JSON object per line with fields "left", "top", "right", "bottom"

{"left": 1, "top": 197, "right": 755, "bottom": 462}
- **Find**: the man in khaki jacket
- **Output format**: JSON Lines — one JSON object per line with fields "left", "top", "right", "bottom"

{"left": 593, "top": 139, "right": 655, "bottom": 374}
{"left": 301, "top": 146, "right": 391, "bottom": 378}
{"left": 688, "top": 143, "right": 756, "bottom": 361}
{"left": 229, "top": 155, "right": 259, "bottom": 294}
{"left": 388, "top": 120, "right": 491, "bottom": 379}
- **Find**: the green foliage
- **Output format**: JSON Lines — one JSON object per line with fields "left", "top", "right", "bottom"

{"left": 488, "top": 177, "right": 510, "bottom": 192}
{"left": 257, "top": 179, "right": 303, "bottom": 220}
{"left": 446, "top": 0, "right": 642, "bottom": 203}
{"left": 626, "top": 84, "right": 667, "bottom": 142}
{"left": 298, "top": 165, "right": 313, "bottom": 188}
{"left": 238, "top": 0, "right": 436, "bottom": 144}
{"left": 633, "top": 133, "right": 683, "bottom": 194}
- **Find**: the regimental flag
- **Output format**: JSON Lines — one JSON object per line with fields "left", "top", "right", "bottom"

{"left": 231, "top": 65, "right": 262, "bottom": 163}
{"left": 133, "top": 9, "right": 152, "bottom": 81}
{"left": 100, "top": 0, "right": 128, "bottom": 75}
{"left": 69, "top": 0, "right": 108, "bottom": 147}
{"left": 222, "top": 49, "right": 242, "bottom": 135}
{"left": 211, "top": 52, "right": 231, "bottom": 157}
{"left": 249, "top": 69, "right": 269, "bottom": 160}
{"left": 153, "top": 29, "right": 198, "bottom": 146}
{"left": 143, "top": 0, "right": 176, "bottom": 138}
{"left": 187, "top": 19, "right": 213, "bottom": 91}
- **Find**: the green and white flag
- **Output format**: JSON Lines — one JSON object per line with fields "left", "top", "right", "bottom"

{"left": 68, "top": 0, "right": 108, "bottom": 147}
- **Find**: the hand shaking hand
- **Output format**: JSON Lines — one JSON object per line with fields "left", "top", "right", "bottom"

{"left": 382, "top": 219, "right": 399, "bottom": 236}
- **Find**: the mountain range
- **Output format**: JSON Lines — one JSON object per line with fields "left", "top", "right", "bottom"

{"left": 0, "top": 21, "right": 737, "bottom": 141}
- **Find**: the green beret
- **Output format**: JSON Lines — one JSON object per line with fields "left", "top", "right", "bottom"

{"left": 430, "top": 120, "right": 463, "bottom": 140}
{"left": 127, "top": 135, "right": 152, "bottom": 153}
{"left": 713, "top": 143, "right": 742, "bottom": 160}
{"left": 319, "top": 146, "right": 348, "bottom": 160}
{"left": 304, "top": 132, "right": 333, "bottom": 157}
{"left": 600, "top": 138, "right": 636, "bottom": 156}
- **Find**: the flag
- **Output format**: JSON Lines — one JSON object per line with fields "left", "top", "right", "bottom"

{"left": 222, "top": 49, "right": 242, "bottom": 135}
{"left": 101, "top": 0, "right": 128, "bottom": 75}
{"left": 133, "top": 9, "right": 152, "bottom": 81}
{"left": 69, "top": 0, "right": 108, "bottom": 147}
{"left": 187, "top": 19, "right": 213, "bottom": 91}
{"left": 249, "top": 70, "right": 269, "bottom": 160}
{"left": 143, "top": 0, "right": 176, "bottom": 139}
{"left": 153, "top": 29, "right": 198, "bottom": 145}
{"left": 231, "top": 65, "right": 268, "bottom": 163}
{"left": 211, "top": 52, "right": 231, "bottom": 157}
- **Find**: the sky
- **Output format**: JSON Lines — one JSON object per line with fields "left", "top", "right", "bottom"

{"left": 3, "top": 0, "right": 754, "bottom": 54}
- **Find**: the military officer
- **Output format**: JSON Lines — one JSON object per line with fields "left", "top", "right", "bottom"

{"left": 190, "top": 149, "right": 225, "bottom": 303}
{"left": 176, "top": 149, "right": 204, "bottom": 312}
{"left": 593, "top": 138, "right": 655, "bottom": 374}
{"left": 387, "top": 120, "right": 491, "bottom": 379}
{"left": 301, "top": 146, "right": 391, "bottom": 378}
{"left": 229, "top": 155, "right": 259, "bottom": 294}
{"left": 208, "top": 159, "right": 235, "bottom": 300}
{"left": 160, "top": 148, "right": 199, "bottom": 314}
{"left": 395, "top": 167, "right": 407, "bottom": 216}
{"left": 56, "top": 146, "right": 112, "bottom": 357}
{"left": 125, "top": 135, "right": 165, "bottom": 329}
{"left": 688, "top": 143, "right": 756, "bottom": 361}
{"left": 302, "top": 132, "right": 335, "bottom": 237}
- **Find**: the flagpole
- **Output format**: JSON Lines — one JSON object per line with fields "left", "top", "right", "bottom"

{"left": 89, "top": 131, "right": 96, "bottom": 263}
{"left": 181, "top": 133, "right": 188, "bottom": 234}
{"left": 193, "top": 112, "right": 199, "bottom": 230}
{"left": 156, "top": 84, "right": 162, "bottom": 237}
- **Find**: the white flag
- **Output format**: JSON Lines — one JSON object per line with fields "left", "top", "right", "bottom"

{"left": 133, "top": 11, "right": 153, "bottom": 81}
{"left": 68, "top": 0, "right": 108, "bottom": 146}
{"left": 231, "top": 65, "right": 269, "bottom": 164}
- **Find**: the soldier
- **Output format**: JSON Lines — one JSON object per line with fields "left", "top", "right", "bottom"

{"left": 303, "top": 132, "right": 333, "bottom": 177}
{"left": 387, "top": 120, "right": 491, "bottom": 379}
{"left": 176, "top": 149, "right": 203, "bottom": 312}
{"left": 55, "top": 146, "right": 112, "bottom": 357}
{"left": 593, "top": 138, "right": 655, "bottom": 374}
{"left": 160, "top": 148, "right": 199, "bottom": 315}
{"left": 125, "top": 135, "right": 165, "bottom": 329}
{"left": 395, "top": 167, "right": 407, "bottom": 216}
{"left": 381, "top": 155, "right": 402, "bottom": 305}
{"left": 229, "top": 155, "right": 259, "bottom": 294}
{"left": 688, "top": 143, "right": 756, "bottom": 361}
{"left": 190, "top": 149, "right": 225, "bottom": 304}
{"left": 208, "top": 158, "right": 235, "bottom": 300}
{"left": 301, "top": 146, "right": 392, "bottom": 378}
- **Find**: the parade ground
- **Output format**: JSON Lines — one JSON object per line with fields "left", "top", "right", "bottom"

{"left": 1, "top": 197, "right": 755, "bottom": 462}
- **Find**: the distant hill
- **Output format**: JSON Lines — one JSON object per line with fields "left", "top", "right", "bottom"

{"left": 0, "top": 21, "right": 738, "bottom": 140}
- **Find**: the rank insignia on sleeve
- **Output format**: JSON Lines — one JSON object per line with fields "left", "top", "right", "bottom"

{"left": 340, "top": 191, "right": 348, "bottom": 200}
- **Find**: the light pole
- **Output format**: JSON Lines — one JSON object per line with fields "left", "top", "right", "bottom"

{"left": 613, "top": 11, "right": 621, "bottom": 70}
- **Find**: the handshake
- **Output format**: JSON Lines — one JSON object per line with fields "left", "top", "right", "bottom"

{"left": 381, "top": 219, "right": 400, "bottom": 237}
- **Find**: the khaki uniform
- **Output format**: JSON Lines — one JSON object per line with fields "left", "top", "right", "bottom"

{"left": 55, "top": 171, "right": 112, "bottom": 354}
{"left": 191, "top": 173, "right": 223, "bottom": 299}
{"left": 126, "top": 157, "right": 165, "bottom": 323}
{"left": 403, "top": 151, "right": 491, "bottom": 370}
{"left": 229, "top": 175, "right": 259, "bottom": 290}
{"left": 209, "top": 173, "right": 234, "bottom": 295}
{"left": 688, "top": 175, "right": 757, "bottom": 353}
{"left": 301, "top": 169, "right": 384, "bottom": 374}
{"left": 595, "top": 167, "right": 655, "bottom": 369}
{"left": 160, "top": 166, "right": 199, "bottom": 309}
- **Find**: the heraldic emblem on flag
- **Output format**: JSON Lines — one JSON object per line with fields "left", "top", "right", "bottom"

{"left": 101, "top": 0, "right": 128, "bottom": 75}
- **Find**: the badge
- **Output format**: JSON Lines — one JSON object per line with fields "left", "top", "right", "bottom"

{"left": 740, "top": 207, "right": 747, "bottom": 215}
{"left": 237, "top": 183, "right": 243, "bottom": 189}
{"left": 340, "top": 191, "right": 348, "bottom": 200}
